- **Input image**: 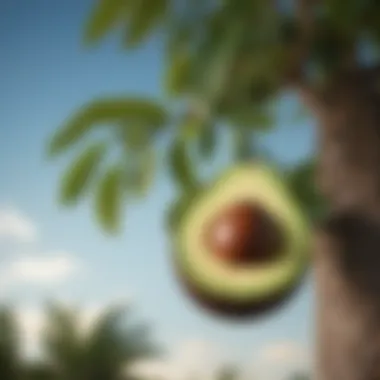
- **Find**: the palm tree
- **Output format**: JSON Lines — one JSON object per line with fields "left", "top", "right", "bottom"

{"left": 0, "top": 306, "right": 23, "bottom": 380}
{"left": 23, "top": 361, "right": 57, "bottom": 380}
{"left": 41, "top": 302, "right": 161, "bottom": 380}
{"left": 0, "top": 303, "right": 160, "bottom": 380}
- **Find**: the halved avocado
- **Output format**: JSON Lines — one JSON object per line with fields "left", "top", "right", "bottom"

{"left": 172, "top": 163, "right": 310, "bottom": 320}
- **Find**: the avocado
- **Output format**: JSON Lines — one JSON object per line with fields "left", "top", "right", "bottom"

{"left": 172, "top": 163, "right": 309, "bottom": 320}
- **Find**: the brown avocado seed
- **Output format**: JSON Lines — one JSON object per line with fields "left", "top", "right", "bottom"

{"left": 203, "top": 201, "right": 284, "bottom": 265}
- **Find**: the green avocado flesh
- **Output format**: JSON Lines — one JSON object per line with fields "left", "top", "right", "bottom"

{"left": 174, "top": 164, "right": 309, "bottom": 306}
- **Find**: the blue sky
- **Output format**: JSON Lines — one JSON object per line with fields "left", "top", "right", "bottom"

{"left": 0, "top": 1, "right": 315, "bottom": 378}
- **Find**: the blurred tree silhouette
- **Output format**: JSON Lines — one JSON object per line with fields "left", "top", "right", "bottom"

{"left": 0, "top": 303, "right": 160, "bottom": 380}
{"left": 42, "top": 303, "right": 160, "bottom": 380}
{"left": 215, "top": 364, "right": 240, "bottom": 380}
{"left": 287, "top": 372, "right": 310, "bottom": 380}
{"left": 0, "top": 307, "right": 23, "bottom": 380}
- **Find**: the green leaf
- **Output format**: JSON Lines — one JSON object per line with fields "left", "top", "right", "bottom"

{"left": 324, "top": 0, "right": 367, "bottom": 33}
{"left": 84, "top": 0, "right": 129, "bottom": 45}
{"left": 59, "top": 142, "right": 106, "bottom": 206}
{"left": 137, "top": 148, "right": 155, "bottom": 195}
{"left": 166, "top": 190, "right": 199, "bottom": 235}
{"left": 48, "top": 98, "right": 168, "bottom": 157}
{"left": 125, "top": 0, "right": 168, "bottom": 47}
{"left": 286, "top": 160, "right": 326, "bottom": 222}
{"left": 229, "top": 105, "right": 274, "bottom": 130}
{"left": 179, "top": 108, "right": 210, "bottom": 142}
{"left": 126, "top": 148, "right": 156, "bottom": 197}
{"left": 95, "top": 165, "right": 124, "bottom": 234}
{"left": 168, "top": 138, "right": 198, "bottom": 193}
{"left": 165, "top": 51, "right": 191, "bottom": 96}
{"left": 197, "top": 123, "right": 217, "bottom": 160}
{"left": 201, "top": 19, "right": 243, "bottom": 104}
{"left": 311, "top": 19, "right": 352, "bottom": 75}
{"left": 120, "top": 122, "right": 151, "bottom": 151}
{"left": 166, "top": 23, "right": 192, "bottom": 58}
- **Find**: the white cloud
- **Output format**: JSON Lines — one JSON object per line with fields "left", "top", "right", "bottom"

{"left": 129, "top": 339, "right": 312, "bottom": 380}
{"left": 0, "top": 253, "right": 80, "bottom": 292}
{"left": 0, "top": 208, "right": 37, "bottom": 242}
{"left": 260, "top": 341, "right": 309, "bottom": 364}
{"left": 0, "top": 207, "right": 83, "bottom": 294}
{"left": 251, "top": 341, "right": 311, "bottom": 380}
{"left": 7, "top": 253, "right": 79, "bottom": 283}
{"left": 129, "top": 339, "right": 227, "bottom": 380}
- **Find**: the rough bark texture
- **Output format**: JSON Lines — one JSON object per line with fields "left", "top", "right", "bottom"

{"left": 315, "top": 214, "right": 380, "bottom": 380}
{"left": 313, "top": 69, "right": 380, "bottom": 380}
{"left": 317, "top": 70, "right": 380, "bottom": 214}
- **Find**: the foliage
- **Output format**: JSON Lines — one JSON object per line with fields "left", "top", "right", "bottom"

{"left": 0, "top": 307, "right": 22, "bottom": 380}
{"left": 215, "top": 365, "right": 240, "bottom": 380}
{"left": 0, "top": 305, "right": 313, "bottom": 379}
{"left": 94, "top": 164, "right": 125, "bottom": 234}
{"left": 287, "top": 372, "right": 311, "bottom": 380}
{"left": 48, "top": 97, "right": 168, "bottom": 233}
{"left": 168, "top": 136, "right": 200, "bottom": 194}
{"left": 48, "top": 0, "right": 361, "bottom": 233}
{"left": 23, "top": 362, "right": 56, "bottom": 380}
{"left": 42, "top": 303, "right": 160, "bottom": 380}
{"left": 286, "top": 160, "right": 326, "bottom": 223}
{"left": 48, "top": 98, "right": 167, "bottom": 157}
{"left": 58, "top": 142, "right": 107, "bottom": 206}
{"left": 0, "top": 303, "right": 160, "bottom": 380}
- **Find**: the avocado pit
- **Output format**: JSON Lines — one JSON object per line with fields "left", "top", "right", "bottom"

{"left": 204, "top": 201, "right": 284, "bottom": 265}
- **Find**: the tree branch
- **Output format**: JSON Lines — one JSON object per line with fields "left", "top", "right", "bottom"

{"left": 284, "top": 0, "right": 318, "bottom": 84}
{"left": 279, "top": 1, "right": 329, "bottom": 119}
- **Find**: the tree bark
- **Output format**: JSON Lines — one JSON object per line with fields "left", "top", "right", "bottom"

{"left": 314, "top": 214, "right": 380, "bottom": 380}
{"left": 311, "top": 69, "right": 380, "bottom": 380}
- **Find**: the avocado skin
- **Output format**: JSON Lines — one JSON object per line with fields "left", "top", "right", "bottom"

{"left": 172, "top": 254, "right": 307, "bottom": 321}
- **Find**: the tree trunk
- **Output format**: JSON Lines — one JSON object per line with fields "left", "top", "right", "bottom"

{"left": 315, "top": 215, "right": 380, "bottom": 380}
{"left": 312, "top": 70, "right": 380, "bottom": 380}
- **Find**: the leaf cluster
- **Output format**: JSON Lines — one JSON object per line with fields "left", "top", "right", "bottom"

{"left": 49, "top": 98, "right": 167, "bottom": 234}
{"left": 0, "top": 303, "right": 160, "bottom": 380}
{"left": 48, "top": 0, "right": 346, "bottom": 233}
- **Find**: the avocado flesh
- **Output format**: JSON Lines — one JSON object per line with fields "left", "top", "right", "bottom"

{"left": 175, "top": 164, "right": 309, "bottom": 305}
